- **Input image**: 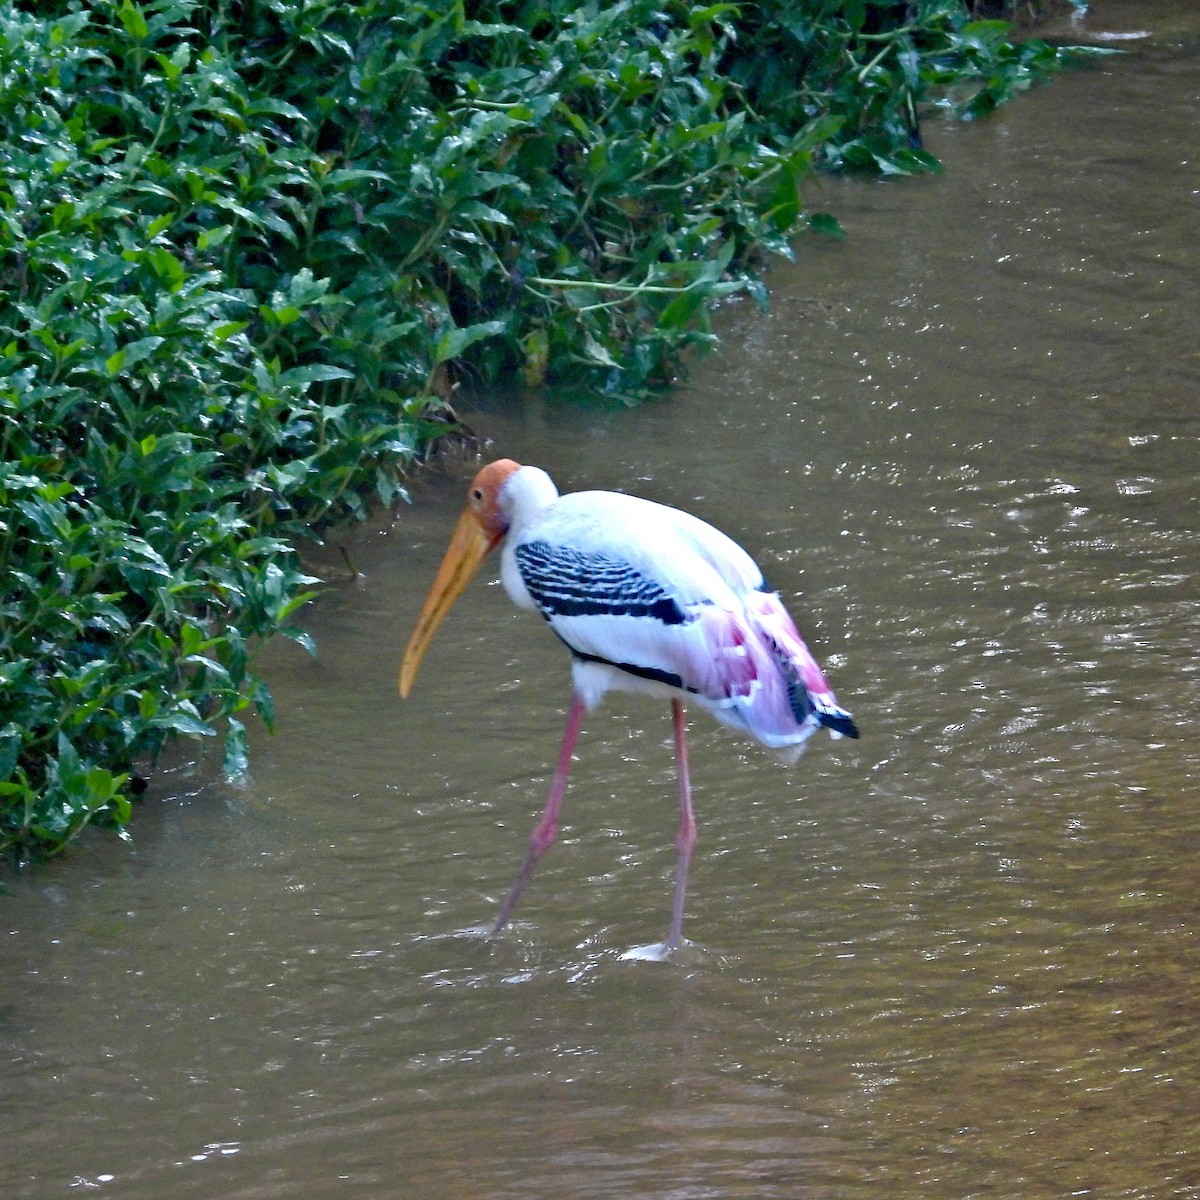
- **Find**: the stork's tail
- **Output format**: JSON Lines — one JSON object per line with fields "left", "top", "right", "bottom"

{"left": 759, "top": 597, "right": 859, "bottom": 741}
{"left": 784, "top": 669, "right": 859, "bottom": 740}
{"left": 811, "top": 693, "right": 859, "bottom": 740}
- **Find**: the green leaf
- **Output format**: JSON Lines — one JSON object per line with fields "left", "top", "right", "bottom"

{"left": 808, "top": 212, "right": 846, "bottom": 238}
{"left": 197, "top": 224, "right": 234, "bottom": 251}
{"left": 152, "top": 710, "right": 216, "bottom": 737}
{"left": 211, "top": 320, "right": 249, "bottom": 342}
{"left": 433, "top": 320, "right": 507, "bottom": 366}
{"left": 118, "top": 0, "right": 149, "bottom": 40}
{"left": 280, "top": 364, "right": 355, "bottom": 388}
{"left": 119, "top": 336, "right": 165, "bottom": 371}
{"left": 223, "top": 717, "right": 248, "bottom": 780}
{"left": 658, "top": 287, "right": 705, "bottom": 330}
{"left": 147, "top": 246, "right": 186, "bottom": 289}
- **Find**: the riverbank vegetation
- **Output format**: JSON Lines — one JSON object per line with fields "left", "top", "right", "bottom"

{"left": 0, "top": 0, "right": 1103, "bottom": 859}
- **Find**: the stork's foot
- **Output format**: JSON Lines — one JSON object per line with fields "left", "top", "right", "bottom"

{"left": 620, "top": 939, "right": 684, "bottom": 962}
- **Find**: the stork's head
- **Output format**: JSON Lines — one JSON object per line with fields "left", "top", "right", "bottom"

{"left": 398, "top": 459, "right": 522, "bottom": 698}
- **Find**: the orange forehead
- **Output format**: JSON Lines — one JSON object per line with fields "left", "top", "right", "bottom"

{"left": 467, "top": 458, "right": 521, "bottom": 503}
{"left": 465, "top": 458, "right": 522, "bottom": 537}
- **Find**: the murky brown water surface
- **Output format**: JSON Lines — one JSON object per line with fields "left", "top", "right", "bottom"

{"left": 5, "top": 4, "right": 1199, "bottom": 1197}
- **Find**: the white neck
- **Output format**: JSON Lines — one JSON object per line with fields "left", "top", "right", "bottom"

{"left": 501, "top": 465, "right": 560, "bottom": 535}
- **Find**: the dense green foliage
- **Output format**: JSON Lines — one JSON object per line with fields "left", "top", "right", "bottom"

{"left": 0, "top": 0, "right": 1098, "bottom": 859}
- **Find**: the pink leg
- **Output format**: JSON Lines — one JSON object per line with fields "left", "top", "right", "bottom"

{"left": 666, "top": 699, "right": 697, "bottom": 951}
{"left": 492, "top": 694, "right": 587, "bottom": 935}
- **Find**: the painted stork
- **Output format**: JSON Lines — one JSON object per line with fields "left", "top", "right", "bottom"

{"left": 400, "top": 459, "right": 858, "bottom": 954}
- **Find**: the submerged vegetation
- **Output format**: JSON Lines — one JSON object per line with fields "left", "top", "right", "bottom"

{"left": 0, "top": 0, "right": 1104, "bottom": 859}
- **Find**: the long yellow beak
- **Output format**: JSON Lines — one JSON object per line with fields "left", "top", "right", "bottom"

{"left": 399, "top": 508, "right": 494, "bottom": 698}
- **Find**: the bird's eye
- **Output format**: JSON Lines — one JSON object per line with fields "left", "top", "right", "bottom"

{"left": 471, "top": 488, "right": 484, "bottom": 502}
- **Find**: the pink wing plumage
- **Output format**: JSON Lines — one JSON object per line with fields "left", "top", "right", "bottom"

{"left": 688, "top": 591, "right": 857, "bottom": 751}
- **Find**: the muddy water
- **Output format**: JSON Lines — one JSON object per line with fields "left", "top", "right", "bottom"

{"left": 5, "top": 4, "right": 1199, "bottom": 1198}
